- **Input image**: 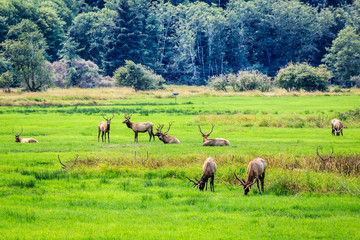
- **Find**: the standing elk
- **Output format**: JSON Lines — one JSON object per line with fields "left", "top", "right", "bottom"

{"left": 198, "top": 124, "right": 230, "bottom": 146}
{"left": 154, "top": 123, "right": 180, "bottom": 144}
{"left": 186, "top": 157, "right": 217, "bottom": 191}
{"left": 13, "top": 128, "right": 38, "bottom": 143}
{"left": 234, "top": 158, "right": 266, "bottom": 195}
{"left": 331, "top": 119, "right": 343, "bottom": 136}
{"left": 122, "top": 113, "right": 155, "bottom": 142}
{"left": 98, "top": 113, "right": 114, "bottom": 142}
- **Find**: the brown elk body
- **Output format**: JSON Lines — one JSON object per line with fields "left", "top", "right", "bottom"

{"left": 98, "top": 113, "right": 114, "bottom": 142}
{"left": 122, "top": 113, "right": 155, "bottom": 142}
{"left": 234, "top": 158, "right": 266, "bottom": 195}
{"left": 186, "top": 157, "right": 217, "bottom": 191}
{"left": 331, "top": 119, "right": 343, "bottom": 136}
{"left": 154, "top": 123, "right": 180, "bottom": 144}
{"left": 198, "top": 124, "right": 230, "bottom": 146}
{"left": 13, "top": 128, "right": 38, "bottom": 143}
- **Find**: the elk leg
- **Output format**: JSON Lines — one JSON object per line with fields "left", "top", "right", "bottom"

{"left": 101, "top": 132, "right": 105, "bottom": 142}
{"left": 107, "top": 132, "right": 110, "bottom": 143}
{"left": 134, "top": 132, "right": 138, "bottom": 143}
{"left": 98, "top": 130, "right": 100, "bottom": 142}
{"left": 210, "top": 176, "right": 214, "bottom": 192}
{"left": 256, "top": 178, "right": 261, "bottom": 195}
{"left": 260, "top": 172, "right": 265, "bottom": 193}
{"left": 341, "top": 130, "right": 343, "bottom": 136}
{"left": 148, "top": 130, "right": 152, "bottom": 142}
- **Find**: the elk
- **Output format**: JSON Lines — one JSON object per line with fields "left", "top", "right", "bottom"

{"left": 58, "top": 154, "right": 78, "bottom": 171}
{"left": 198, "top": 124, "right": 230, "bottom": 146}
{"left": 122, "top": 113, "right": 155, "bottom": 142}
{"left": 316, "top": 146, "right": 334, "bottom": 170}
{"left": 98, "top": 113, "right": 114, "bottom": 143}
{"left": 13, "top": 128, "right": 38, "bottom": 143}
{"left": 331, "top": 119, "right": 343, "bottom": 136}
{"left": 154, "top": 123, "right": 180, "bottom": 144}
{"left": 234, "top": 158, "right": 266, "bottom": 195}
{"left": 186, "top": 157, "right": 217, "bottom": 191}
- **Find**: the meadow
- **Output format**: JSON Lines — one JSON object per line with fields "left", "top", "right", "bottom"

{"left": 0, "top": 86, "right": 359, "bottom": 239}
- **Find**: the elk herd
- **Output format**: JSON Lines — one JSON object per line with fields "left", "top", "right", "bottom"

{"left": 12, "top": 114, "right": 345, "bottom": 196}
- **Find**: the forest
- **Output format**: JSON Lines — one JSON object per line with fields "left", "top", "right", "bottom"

{"left": 0, "top": 0, "right": 360, "bottom": 90}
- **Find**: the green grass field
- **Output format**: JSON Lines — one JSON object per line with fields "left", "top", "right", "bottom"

{"left": 0, "top": 87, "right": 359, "bottom": 239}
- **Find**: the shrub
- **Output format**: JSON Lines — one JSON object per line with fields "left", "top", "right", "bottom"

{"left": 208, "top": 75, "right": 227, "bottom": 91}
{"left": 208, "top": 70, "right": 272, "bottom": 92}
{"left": 351, "top": 75, "right": 360, "bottom": 88}
{"left": 48, "top": 59, "right": 114, "bottom": 88}
{"left": 113, "top": 60, "right": 165, "bottom": 91}
{"left": 0, "top": 71, "right": 14, "bottom": 93}
{"left": 275, "top": 62, "right": 331, "bottom": 91}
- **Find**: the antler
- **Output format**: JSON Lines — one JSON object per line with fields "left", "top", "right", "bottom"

{"left": 12, "top": 128, "right": 16, "bottom": 136}
{"left": 135, "top": 151, "right": 149, "bottom": 165}
{"left": 185, "top": 176, "right": 198, "bottom": 188}
{"left": 198, "top": 124, "right": 205, "bottom": 136}
{"left": 234, "top": 169, "right": 245, "bottom": 186}
{"left": 110, "top": 112, "right": 115, "bottom": 120}
{"left": 208, "top": 124, "right": 214, "bottom": 136}
{"left": 316, "top": 146, "right": 334, "bottom": 161}
{"left": 58, "top": 154, "right": 79, "bottom": 171}
{"left": 164, "top": 122, "right": 172, "bottom": 134}
{"left": 102, "top": 113, "right": 108, "bottom": 121}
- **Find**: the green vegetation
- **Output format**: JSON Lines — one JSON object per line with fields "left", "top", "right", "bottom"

{"left": 0, "top": 88, "right": 359, "bottom": 239}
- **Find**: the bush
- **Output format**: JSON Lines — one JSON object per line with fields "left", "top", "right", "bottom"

{"left": 208, "top": 75, "right": 227, "bottom": 91}
{"left": 113, "top": 60, "right": 165, "bottom": 91}
{"left": 208, "top": 70, "right": 272, "bottom": 92}
{"left": 351, "top": 76, "right": 360, "bottom": 88}
{"left": 275, "top": 62, "right": 331, "bottom": 91}
{"left": 48, "top": 59, "right": 114, "bottom": 88}
{"left": 0, "top": 71, "right": 14, "bottom": 93}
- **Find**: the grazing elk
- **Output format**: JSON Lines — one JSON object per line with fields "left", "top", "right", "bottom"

{"left": 234, "top": 158, "right": 266, "bottom": 195}
{"left": 154, "top": 123, "right": 180, "bottom": 144}
{"left": 13, "top": 128, "right": 38, "bottom": 143}
{"left": 198, "top": 124, "right": 230, "bottom": 146}
{"left": 186, "top": 157, "right": 217, "bottom": 191}
{"left": 331, "top": 119, "right": 343, "bottom": 136}
{"left": 122, "top": 113, "right": 155, "bottom": 142}
{"left": 98, "top": 113, "right": 114, "bottom": 142}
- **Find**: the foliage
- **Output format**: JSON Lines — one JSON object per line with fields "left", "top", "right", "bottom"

{"left": 114, "top": 60, "right": 165, "bottom": 91}
{"left": 48, "top": 59, "right": 114, "bottom": 88}
{"left": 0, "top": 71, "right": 14, "bottom": 92}
{"left": 275, "top": 62, "right": 331, "bottom": 91}
{"left": 208, "top": 75, "right": 227, "bottom": 91}
{"left": 351, "top": 75, "right": 360, "bottom": 88}
{"left": 323, "top": 26, "right": 360, "bottom": 87}
{"left": 1, "top": 20, "right": 52, "bottom": 91}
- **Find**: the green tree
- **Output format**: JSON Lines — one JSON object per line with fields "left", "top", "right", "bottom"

{"left": 275, "top": 62, "right": 331, "bottom": 91}
{"left": 323, "top": 26, "right": 360, "bottom": 87}
{"left": 114, "top": 60, "right": 165, "bottom": 91}
{"left": 1, "top": 20, "right": 52, "bottom": 91}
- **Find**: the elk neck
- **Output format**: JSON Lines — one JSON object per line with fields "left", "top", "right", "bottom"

{"left": 125, "top": 121, "right": 133, "bottom": 129}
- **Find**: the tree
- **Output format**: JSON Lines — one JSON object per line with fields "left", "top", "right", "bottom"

{"left": 114, "top": 60, "right": 165, "bottom": 91}
{"left": 0, "top": 71, "right": 14, "bottom": 92}
{"left": 275, "top": 62, "right": 331, "bottom": 91}
{"left": 1, "top": 20, "right": 52, "bottom": 91}
{"left": 323, "top": 26, "right": 360, "bottom": 87}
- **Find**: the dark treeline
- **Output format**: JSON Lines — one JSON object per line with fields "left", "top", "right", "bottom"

{"left": 0, "top": 0, "right": 360, "bottom": 88}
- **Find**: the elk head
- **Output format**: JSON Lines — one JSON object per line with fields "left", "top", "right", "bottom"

{"left": 13, "top": 127, "right": 23, "bottom": 142}
{"left": 185, "top": 176, "right": 204, "bottom": 190}
{"left": 316, "top": 147, "right": 334, "bottom": 170}
{"left": 234, "top": 170, "right": 256, "bottom": 195}
{"left": 155, "top": 123, "right": 172, "bottom": 140}
{"left": 198, "top": 124, "right": 214, "bottom": 140}
{"left": 122, "top": 113, "right": 132, "bottom": 124}
{"left": 103, "top": 113, "right": 114, "bottom": 125}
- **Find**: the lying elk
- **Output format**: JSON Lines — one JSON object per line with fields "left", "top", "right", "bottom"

{"left": 13, "top": 128, "right": 38, "bottom": 143}
{"left": 186, "top": 157, "right": 217, "bottom": 191}
{"left": 123, "top": 113, "right": 155, "bottom": 142}
{"left": 154, "top": 123, "right": 180, "bottom": 144}
{"left": 58, "top": 154, "right": 78, "bottom": 171}
{"left": 316, "top": 146, "right": 334, "bottom": 170}
{"left": 331, "top": 119, "right": 343, "bottom": 136}
{"left": 198, "top": 124, "right": 230, "bottom": 146}
{"left": 234, "top": 158, "right": 266, "bottom": 195}
{"left": 98, "top": 113, "right": 114, "bottom": 142}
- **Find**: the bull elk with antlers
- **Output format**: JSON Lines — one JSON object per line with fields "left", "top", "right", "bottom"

{"left": 98, "top": 113, "right": 114, "bottom": 142}
{"left": 123, "top": 113, "right": 155, "bottom": 142}
{"left": 316, "top": 147, "right": 334, "bottom": 170}
{"left": 186, "top": 157, "right": 217, "bottom": 191}
{"left": 198, "top": 124, "right": 230, "bottom": 146}
{"left": 234, "top": 158, "right": 266, "bottom": 195}
{"left": 13, "top": 128, "right": 38, "bottom": 143}
{"left": 331, "top": 119, "right": 343, "bottom": 136}
{"left": 154, "top": 123, "right": 180, "bottom": 144}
